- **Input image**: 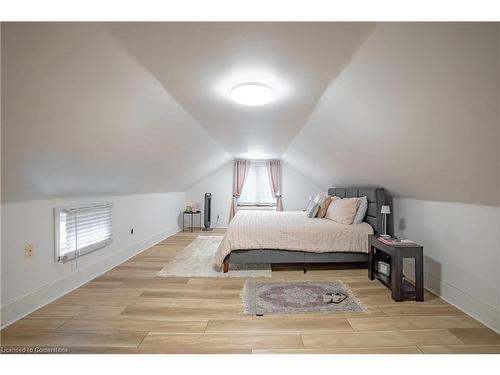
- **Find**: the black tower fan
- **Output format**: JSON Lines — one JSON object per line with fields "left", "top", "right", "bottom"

{"left": 203, "top": 193, "right": 213, "bottom": 231}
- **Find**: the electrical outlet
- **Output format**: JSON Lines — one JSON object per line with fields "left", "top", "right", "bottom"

{"left": 25, "top": 244, "right": 33, "bottom": 257}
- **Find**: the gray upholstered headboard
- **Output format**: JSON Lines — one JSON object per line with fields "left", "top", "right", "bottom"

{"left": 327, "top": 187, "right": 386, "bottom": 234}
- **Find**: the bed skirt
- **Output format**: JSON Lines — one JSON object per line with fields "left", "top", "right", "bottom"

{"left": 226, "top": 249, "right": 368, "bottom": 264}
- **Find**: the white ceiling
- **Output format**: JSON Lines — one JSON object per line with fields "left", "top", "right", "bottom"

{"left": 107, "top": 23, "right": 374, "bottom": 159}
{"left": 2, "top": 23, "right": 498, "bottom": 205}
{"left": 1, "top": 23, "right": 231, "bottom": 202}
{"left": 283, "top": 23, "right": 499, "bottom": 206}
{"left": 1, "top": 22, "right": 374, "bottom": 202}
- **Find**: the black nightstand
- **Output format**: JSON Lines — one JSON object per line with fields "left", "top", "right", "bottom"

{"left": 368, "top": 235, "right": 424, "bottom": 302}
{"left": 182, "top": 211, "right": 202, "bottom": 232}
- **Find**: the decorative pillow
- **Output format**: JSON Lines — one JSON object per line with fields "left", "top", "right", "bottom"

{"left": 353, "top": 196, "right": 368, "bottom": 224}
{"left": 305, "top": 193, "right": 323, "bottom": 217}
{"left": 305, "top": 193, "right": 322, "bottom": 209}
{"left": 306, "top": 202, "right": 320, "bottom": 218}
{"left": 325, "top": 197, "right": 361, "bottom": 225}
{"left": 316, "top": 196, "right": 333, "bottom": 218}
{"left": 305, "top": 196, "right": 315, "bottom": 212}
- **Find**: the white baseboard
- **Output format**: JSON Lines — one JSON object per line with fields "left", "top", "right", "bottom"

{"left": 423, "top": 271, "right": 500, "bottom": 334}
{"left": 1, "top": 225, "right": 180, "bottom": 329}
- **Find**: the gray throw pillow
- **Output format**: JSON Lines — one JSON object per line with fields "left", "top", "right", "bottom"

{"left": 353, "top": 196, "right": 368, "bottom": 224}
{"left": 305, "top": 196, "right": 315, "bottom": 212}
{"left": 306, "top": 202, "right": 320, "bottom": 218}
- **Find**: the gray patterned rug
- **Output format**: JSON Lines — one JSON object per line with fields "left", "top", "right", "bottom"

{"left": 157, "top": 236, "right": 271, "bottom": 278}
{"left": 242, "top": 281, "right": 366, "bottom": 314}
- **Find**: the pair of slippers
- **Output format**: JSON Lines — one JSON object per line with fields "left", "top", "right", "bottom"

{"left": 323, "top": 292, "right": 347, "bottom": 304}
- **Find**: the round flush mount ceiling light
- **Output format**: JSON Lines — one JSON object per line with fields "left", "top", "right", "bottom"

{"left": 230, "top": 82, "right": 275, "bottom": 106}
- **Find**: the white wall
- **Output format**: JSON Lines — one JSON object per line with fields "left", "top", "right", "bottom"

{"left": 186, "top": 162, "right": 233, "bottom": 228}
{"left": 497, "top": 24, "right": 500, "bottom": 332}
{"left": 394, "top": 199, "right": 500, "bottom": 332}
{"left": 1, "top": 192, "right": 185, "bottom": 327}
{"left": 282, "top": 23, "right": 500, "bottom": 332}
{"left": 281, "top": 162, "right": 326, "bottom": 211}
{"left": 284, "top": 23, "right": 498, "bottom": 206}
{"left": 0, "top": 23, "right": 3, "bottom": 326}
{"left": 186, "top": 161, "right": 324, "bottom": 227}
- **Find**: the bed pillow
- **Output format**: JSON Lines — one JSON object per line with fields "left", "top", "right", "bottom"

{"left": 353, "top": 196, "right": 368, "bottom": 224}
{"left": 306, "top": 193, "right": 324, "bottom": 218}
{"left": 306, "top": 202, "right": 320, "bottom": 218}
{"left": 316, "top": 196, "right": 334, "bottom": 218}
{"left": 305, "top": 196, "right": 315, "bottom": 212}
{"left": 325, "top": 197, "right": 361, "bottom": 225}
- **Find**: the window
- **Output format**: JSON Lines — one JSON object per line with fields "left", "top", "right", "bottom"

{"left": 54, "top": 203, "right": 113, "bottom": 262}
{"left": 238, "top": 161, "right": 276, "bottom": 206}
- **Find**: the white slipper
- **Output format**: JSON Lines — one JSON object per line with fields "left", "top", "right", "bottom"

{"left": 331, "top": 292, "right": 347, "bottom": 304}
{"left": 323, "top": 293, "right": 333, "bottom": 303}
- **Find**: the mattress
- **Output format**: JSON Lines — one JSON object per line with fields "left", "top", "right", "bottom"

{"left": 214, "top": 210, "right": 374, "bottom": 268}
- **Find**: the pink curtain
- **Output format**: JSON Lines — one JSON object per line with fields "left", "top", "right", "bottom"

{"left": 229, "top": 160, "right": 250, "bottom": 221}
{"left": 266, "top": 159, "right": 283, "bottom": 211}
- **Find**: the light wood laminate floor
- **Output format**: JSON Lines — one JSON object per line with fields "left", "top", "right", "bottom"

{"left": 1, "top": 229, "right": 499, "bottom": 354}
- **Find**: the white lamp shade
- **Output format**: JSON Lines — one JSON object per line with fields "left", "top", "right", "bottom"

{"left": 381, "top": 205, "right": 391, "bottom": 214}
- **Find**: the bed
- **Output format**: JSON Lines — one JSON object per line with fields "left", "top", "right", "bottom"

{"left": 216, "top": 187, "right": 386, "bottom": 273}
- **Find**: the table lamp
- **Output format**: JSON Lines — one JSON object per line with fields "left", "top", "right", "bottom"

{"left": 380, "top": 205, "right": 391, "bottom": 239}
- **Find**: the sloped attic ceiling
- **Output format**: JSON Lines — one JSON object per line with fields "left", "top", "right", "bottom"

{"left": 1, "top": 22, "right": 375, "bottom": 202}
{"left": 283, "top": 23, "right": 499, "bottom": 206}
{"left": 1, "top": 23, "right": 231, "bottom": 202}
{"left": 106, "top": 22, "right": 375, "bottom": 158}
{"left": 3, "top": 23, "right": 497, "bottom": 205}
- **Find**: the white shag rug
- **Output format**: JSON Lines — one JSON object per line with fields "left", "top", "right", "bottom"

{"left": 156, "top": 236, "right": 272, "bottom": 278}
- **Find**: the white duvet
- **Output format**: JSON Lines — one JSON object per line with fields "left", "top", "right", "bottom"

{"left": 214, "top": 210, "right": 373, "bottom": 269}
